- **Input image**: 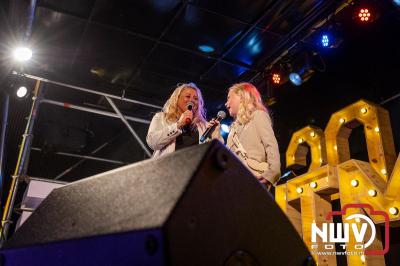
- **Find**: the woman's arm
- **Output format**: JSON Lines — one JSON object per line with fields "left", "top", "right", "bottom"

{"left": 146, "top": 113, "right": 182, "bottom": 151}
{"left": 253, "top": 111, "right": 281, "bottom": 184}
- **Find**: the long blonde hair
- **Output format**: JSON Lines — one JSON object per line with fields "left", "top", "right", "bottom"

{"left": 229, "top": 82, "right": 268, "bottom": 125}
{"left": 163, "top": 83, "right": 206, "bottom": 124}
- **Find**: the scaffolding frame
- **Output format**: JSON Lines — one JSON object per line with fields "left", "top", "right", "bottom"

{"left": 0, "top": 73, "right": 161, "bottom": 244}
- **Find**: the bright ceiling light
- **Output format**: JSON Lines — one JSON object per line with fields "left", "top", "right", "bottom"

{"left": 16, "top": 86, "right": 28, "bottom": 98}
{"left": 12, "top": 47, "right": 33, "bottom": 62}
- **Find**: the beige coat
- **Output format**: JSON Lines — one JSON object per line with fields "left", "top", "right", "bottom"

{"left": 146, "top": 112, "right": 220, "bottom": 158}
{"left": 227, "top": 110, "right": 281, "bottom": 184}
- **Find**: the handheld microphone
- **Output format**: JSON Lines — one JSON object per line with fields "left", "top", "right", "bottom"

{"left": 185, "top": 102, "right": 194, "bottom": 124}
{"left": 200, "top": 111, "right": 226, "bottom": 143}
{"left": 187, "top": 102, "right": 193, "bottom": 111}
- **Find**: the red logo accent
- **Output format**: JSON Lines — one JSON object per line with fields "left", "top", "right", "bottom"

{"left": 326, "top": 203, "right": 389, "bottom": 255}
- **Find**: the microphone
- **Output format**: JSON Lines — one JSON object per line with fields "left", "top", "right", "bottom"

{"left": 187, "top": 102, "right": 193, "bottom": 111}
{"left": 185, "top": 102, "right": 194, "bottom": 124}
{"left": 200, "top": 111, "right": 226, "bottom": 143}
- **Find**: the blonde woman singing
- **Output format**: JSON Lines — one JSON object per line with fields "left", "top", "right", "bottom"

{"left": 225, "top": 82, "right": 280, "bottom": 190}
{"left": 147, "top": 83, "right": 221, "bottom": 158}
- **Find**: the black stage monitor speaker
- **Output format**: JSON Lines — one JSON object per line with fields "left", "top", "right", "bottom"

{"left": 1, "top": 140, "right": 314, "bottom": 266}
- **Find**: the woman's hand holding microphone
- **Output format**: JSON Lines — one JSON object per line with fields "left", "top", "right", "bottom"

{"left": 206, "top": 118, "right": 221, "bottom": 131}
{"left": 177, "top": 110, "right": 193, "bottom": 129}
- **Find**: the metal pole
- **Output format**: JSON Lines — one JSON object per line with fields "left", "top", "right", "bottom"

{"left": 105, "top": 97, "right": 152, "bottom": 157}
{"left": 30, "top": 147, "right": 126, "bottom": 165}
{"left": 250, "top": 0, "right": 352, "bottom": 82}
{"left": 0, "top": 80, "right": 43, "bottom": 245}
{"left": 380, "top": 92, "right": 400, "bottom": 105}
{"left": 199, "top": 0, "right": 279, "bottom": 79}
{"left": 41, "top": 98, "right": 151, "bottom": 124}
{"left": 54, "top": 135, "right": 121, "bottom": 180}
{"left": 0, "top": 94, "right": 10, "bottom": 205}
{"left": 12, "top": 71, "right": 162, "bottom": 109}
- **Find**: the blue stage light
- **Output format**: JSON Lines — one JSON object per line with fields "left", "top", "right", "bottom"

{"left": 248, "top": 36, "right": 256, "bottom": 46}
{"left": 321, "top": 34, "right": 329, "bottom": 47}
{"left": 221, "top": 124, "right": 230, "bottom": 134}
{"left": 289, "top": 73, "right": 302, "bottom": 86}
{"left": 247, "top": 35, "right": 262, "bottom": 55}
{"left": 394, "top": 0, "right": 400, "bottom": 7}
{"left": 198, "top": 45, "right": 215, "bottom": 53}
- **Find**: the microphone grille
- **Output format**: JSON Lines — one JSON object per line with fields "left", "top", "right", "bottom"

{"left": 187, "top": 102, "right": 194, "bottom": 110}
{"left": 217, "top": 110, "right": 226, "bottom": 119}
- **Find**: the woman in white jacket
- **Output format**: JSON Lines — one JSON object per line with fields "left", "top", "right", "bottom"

{"left": 147, "top": 83, "right": 220, "bottom": 158}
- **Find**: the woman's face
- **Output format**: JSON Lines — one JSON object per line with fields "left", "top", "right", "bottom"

{"left": 225, "top": 90, "right": 241, "bottom": 118}
{"left": 177, "top": 87, "right": 199, "bottom": 113}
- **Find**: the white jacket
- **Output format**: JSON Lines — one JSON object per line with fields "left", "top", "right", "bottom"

{"left": 146, "top": 112, "right": 210, "bottom": 158}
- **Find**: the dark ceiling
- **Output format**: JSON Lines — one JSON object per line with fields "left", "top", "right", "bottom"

{"left": 5, "top": 0, "right": 345, "bottom": 103}
{"left": 0, "top": 0, "right": 399, "bottom": 183}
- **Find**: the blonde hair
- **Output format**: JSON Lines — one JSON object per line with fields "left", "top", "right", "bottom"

{"left": 163, "top": 83, "right": 206, "bottom": 124}
{"left": 228, "top": 82, "right": 268, "bottom": 125}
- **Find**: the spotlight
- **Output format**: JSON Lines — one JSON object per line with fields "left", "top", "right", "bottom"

{"left": 316, "top": 24, "right": 343, "bottom": 49}
{"left": 358, "top": 8, "right": 371, "bottom": 22}
{"left": 16, "top": 86, "right": 28, "bottom": 98}
{"left": 310, "top": 181, "right": 317, "bottom": 188}
{"left": 353, "top": 0, "right": 379, "bottom": 23}
{"left": 321, "top": 34, "right": 330, "bottom": 47}
{"left": 394, "top": 0, "right": 400, "bottom": 8}
{"left": 198, "top": 45, "right": 214, "bottom": 53}
{"left": 272, "top": 73, "right": 281, "bottom": 84}
{"left": 247, "top": 35, "right": 262, "bottom": 55}
{"left": 268, "top": 63, "right": 288, "bottom": 86}
{"left": 12, "top": 47, "right": 33, "bottom": 62}
{"left": 289, "top": 73, "right": 302, "bottom": 86}
{"left": 221, "top": 124, "right": 230, "bottom": 134}
{"left": 287, "top": 48, "right": 323, "bottom": 86}
{"left": 296, "top": 187, "right": 303, "bottom": 194}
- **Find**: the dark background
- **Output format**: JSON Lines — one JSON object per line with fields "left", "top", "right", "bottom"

{"left": 0, "top": 1, "right": 399, "bottom": 263}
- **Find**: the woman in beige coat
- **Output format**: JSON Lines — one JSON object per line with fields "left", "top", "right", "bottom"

{"left": 147, "top": 83, "right": 220, "bottom": 158}
{"left": 225, "top": 82, "right": 281, "bottom": 190}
